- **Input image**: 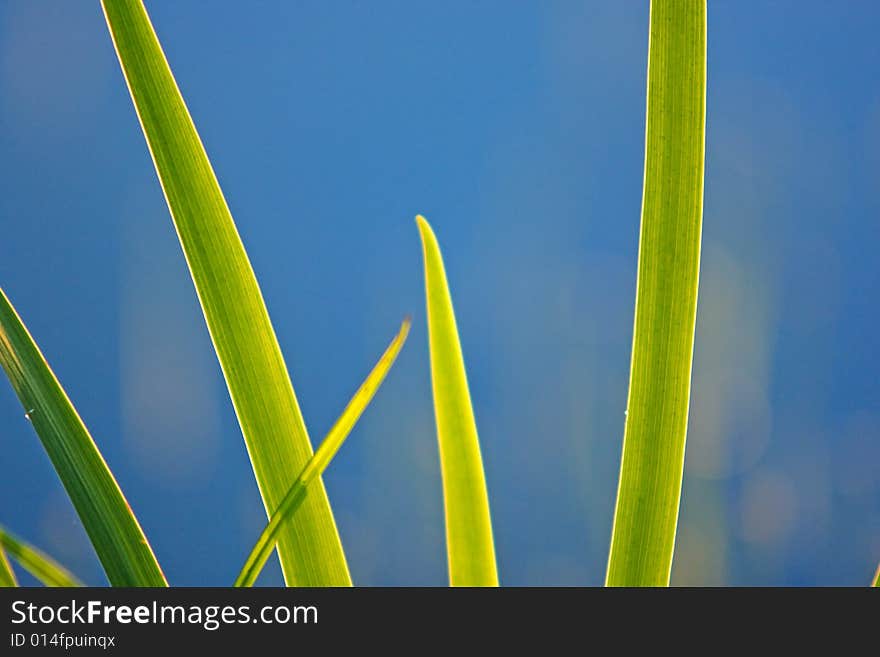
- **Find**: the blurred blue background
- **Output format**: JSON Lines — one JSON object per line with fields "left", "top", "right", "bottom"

{"left": 1, "top": 1, "right": 878, "bottom": 586}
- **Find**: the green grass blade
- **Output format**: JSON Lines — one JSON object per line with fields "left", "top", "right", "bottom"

{"left": 416, "top": 215, "right": 498, "bottom": 587}
{"left": 235, "top": 319, "right": 410, "bottom": 587}
{"left": 0, "top": 289, "right": 166, "bottom": 586}
{"left": 100, "top": 0, "right": 349, "bottom": 585}
{"left": 605, "top": 0, "right": 707, "bottom": 587}
{"left": 873, "top": 562, "right": 879, "bottom": 587}
{"left": 0, "top": 525, "right": 84, "bottom": 587}
{"left": 0, "top": 547, "right": 16, "bottom": 587}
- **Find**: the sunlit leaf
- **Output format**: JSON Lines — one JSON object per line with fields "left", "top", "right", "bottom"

{"left": 0, "top": 546, "right": 16, "bottom": 587}
{"left": 0, "top": 288, "right": 166, "bottom": 586}
{"left": 0, "top": 525, "right": 84, "bottom": 587}
{"left": 605, "top": 0, "right": 707, "bottom": 586}
{"left": 100, "top": 0, "right": 349, "bottom": 585}
{"left": 416, "top": 215, "right": 498, "bottom": 587}
{"left": 236, "top": 319, "right": 410, "bottom": 587}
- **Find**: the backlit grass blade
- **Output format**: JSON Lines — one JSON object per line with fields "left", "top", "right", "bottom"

{"left": 0, "top": 547, "right": 16, "bottom": 587}
{"left": 100, "top": 0, "right": 349, "bottom": 585}
{"left": 416, "top": 215, "right": 498, "bottom": 587}
{"left": 236, "top": 319, "right": 410, "bottom": 587}
{"left": 0, "top": 289, "right": 166, "bottom": 586}
{"left": 0, "top": 525, "right": 84, "bottom": 587}
{"left": 605, "top": 0, "right": 707, "bottom": 587}
{"left": 873, "top": 562, "right": 879, "bottom": 587}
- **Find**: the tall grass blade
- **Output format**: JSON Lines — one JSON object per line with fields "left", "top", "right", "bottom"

{"left": 605, "top": 0, "right": 707, "bottom": 586}
{"left": 873, "top": 562, "right": 880, "bottom": 587}
{"left": 0, "top": 525, "right": 84, "bottom": 587}
{"left": 236, "top": 319, "right": 410, "bottom": 587}
{"left": 100, "top": 0, "right": 349, "bottom": 585}
{"left": 0, "top": 547, "right": 16, "bottom": 587}
{"left": 416, "top": 216, "right": 498, "bottom": 587}
{"left": 0, "top": 289, "right": 166, "bottom": 586}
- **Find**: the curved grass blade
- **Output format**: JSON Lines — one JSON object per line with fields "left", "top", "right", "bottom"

{"left": 873, "top": 562, "right": 879, "bottom": 587}
{"left": 416, "top": 216, "right": 498, "bottom": 587}
{"left": 100, "top": 0, "right": 349, "bottom": 585}
{"left": 235, "top": 319, "right": 410, "bottom": 587}
{"left": 0, "top": 547, "right": 16, "bottom": 587}
{"left": 0, "top": 525, "right": 84, "bottom": 587}
{"left": 605, "top": 0, "right": 707, "bottom": 586}
{"left": 0, "top": 289, "right": 166, "bottom": 586}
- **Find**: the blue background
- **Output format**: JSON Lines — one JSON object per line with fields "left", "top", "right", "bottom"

{"left": 1, "top": 1, "right": 878, "bottom": 586}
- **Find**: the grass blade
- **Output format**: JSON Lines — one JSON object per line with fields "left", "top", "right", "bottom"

{"left": 0, "top": 289, "right": 166, "bottom": 586}
{"left": 416, "top": 215, "right": 498, "bottom": 587}
{"left": 0, "top": 547, "right": 16, "bottom": 587}
{"left": 873, "top": 562, "right": 879, "bottom": 587}
{"left": 235, "top": 319, "right": 410, "bottom": 587}
{"left": 605, "top": 0, "right": 707, "bottom": 586}
{"left": 100, "top": 0, "right": 349, "bottom": 585}
{"left": 0, "top": 525, "right": 84, "bottom": 587}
